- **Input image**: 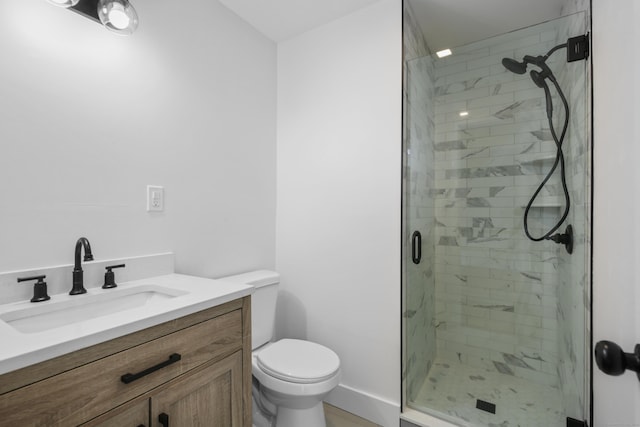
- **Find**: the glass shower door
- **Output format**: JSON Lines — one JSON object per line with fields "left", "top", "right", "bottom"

{"left": 402, "top": 11, "right": 591, "bottom": 427}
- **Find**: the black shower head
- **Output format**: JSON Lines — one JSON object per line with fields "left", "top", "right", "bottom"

{"left": 530, "top": 70, "right": 546, "bottom": 88}
{"left": 502, "top": 58, "right": 527, "bottom": 75}
{"left": 502, "top": 55, "right": 546, "bottom": 74}
{"left": 503, "top": 54, "right": 557, "bottom": 87}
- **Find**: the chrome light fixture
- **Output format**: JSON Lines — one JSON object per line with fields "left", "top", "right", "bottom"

{"left": 97, "top": 0, "right": 138, "bottom": 35}
{"left": 48, "top": 0, "right": 138, "bottom": 35}
{"left": 47, "top": 0, "right": 80, "bottom": 7}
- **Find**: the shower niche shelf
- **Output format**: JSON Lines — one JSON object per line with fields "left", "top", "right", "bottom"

{"left": 518, "top": 153, "right": 556, "bottom": 162}
{"left": 526, "top": 204, "right": 562, "bottom": 209}
{"left": 521, "top": 197, "right": 563, "bottom": 209}
{"left": 517, "top": 154, "right": 563, "bottom": 208}
{"left": 517, "top": 154, "right": 557, "bottom": 168}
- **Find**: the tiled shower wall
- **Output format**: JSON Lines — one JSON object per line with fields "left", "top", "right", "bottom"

{"left": 556, "top": 0, "right": 590, "bottom": 420}
{"left": 403, "top": 2, "right": 590, "bottom": 420}
{"left": 431, "top": 15, "right": 587, "bottom": 390}
{"left": 402, "top": 1, "right": 436, "bottom": 403}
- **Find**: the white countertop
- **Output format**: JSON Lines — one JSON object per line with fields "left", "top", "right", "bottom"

{"left": 0, "top": 273, "right": 253, "bottom": 375}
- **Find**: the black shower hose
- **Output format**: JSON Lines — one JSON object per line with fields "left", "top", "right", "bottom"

{"left": 523, "top": 75, "right": 571, "bottom": 242}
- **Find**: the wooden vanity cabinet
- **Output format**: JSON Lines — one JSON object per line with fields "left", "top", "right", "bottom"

{"left": 0, "top": 296, "right": 252, "bottom": 427}
{"left": 85, "top": 352, "right": 243, "bottom": 427}
{"left": 151, "top": 351, "right": 243, "bottom": 426}
{"left": 83, "top": 399, "right": 149, "bottom": 427}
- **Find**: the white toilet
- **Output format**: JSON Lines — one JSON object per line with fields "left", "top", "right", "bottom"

{"left": 220, "top": 270, "right": 341, "bottom": 427}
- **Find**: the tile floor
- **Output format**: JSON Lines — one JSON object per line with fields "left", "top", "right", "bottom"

{"left": 325, "top": 403, "right": 381, "bottom": 427}
{"left": 409, "top": 358, "right": 565, "bottom": 427}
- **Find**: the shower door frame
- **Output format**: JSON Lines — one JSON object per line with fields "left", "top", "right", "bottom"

{"left": 400, "top": 3, "right": 594, "bottom": 425}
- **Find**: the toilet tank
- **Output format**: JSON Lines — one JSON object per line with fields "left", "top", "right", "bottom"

{"left": 219, "top": 270, "right": 280, "bottom": 350}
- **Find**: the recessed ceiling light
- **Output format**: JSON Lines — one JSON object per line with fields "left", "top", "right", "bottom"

{"left": 436, "top": 49, "right": 452, "bottom": 58}
{"left": 459, "top": 111, "right": 469, "bottom": 117}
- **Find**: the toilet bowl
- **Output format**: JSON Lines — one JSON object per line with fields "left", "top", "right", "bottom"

{"left": 219, "top": 271, "right": 341, "bottom": 427}
{"left": 253, "top": 339, "right": 340, "bottom": 427}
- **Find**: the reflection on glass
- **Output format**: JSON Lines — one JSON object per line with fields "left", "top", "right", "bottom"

{"left": 402, "top": 10, "right": 590, "bottom": 427}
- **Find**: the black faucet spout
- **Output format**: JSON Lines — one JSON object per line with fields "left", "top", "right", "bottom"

{"left": 71, "top": 237, "right": 93, "bottom": 295}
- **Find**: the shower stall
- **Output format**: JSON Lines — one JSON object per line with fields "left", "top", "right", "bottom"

{"left": 401, "top": 4, "right": 591, "bottom": 427}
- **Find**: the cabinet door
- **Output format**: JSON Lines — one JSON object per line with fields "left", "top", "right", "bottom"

{"left": 80, "top": 398, "right": 149, "bottom": 427}
{"left": 151, "top": 351, "right": 243, "bottom": 427}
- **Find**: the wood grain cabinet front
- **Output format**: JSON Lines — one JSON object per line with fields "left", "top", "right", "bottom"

{"left": 151, "top": 351, "right": 243, "bottom": 427}
{"left": 0, "top": 296, "right": 252, "bottom": 427}
{"left": 81, "top": 399, "right": 149, "bottom": 427}
{"left": 83, "top": 351, "right": 243, "bottom": 427}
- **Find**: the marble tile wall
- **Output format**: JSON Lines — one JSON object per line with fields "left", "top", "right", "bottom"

{"left": 403, "top": 1, "right": 429, "bottom": 61}
{"left": 554, "top": 7, "right": 590, "bottom": 422}
{"left": 431, "top": 16, "right": 588, "bottom": 389}
{"left": 402, "top": 1, "right": 436, "bottom": 404}
{"left": 403, "top": 3, "right": 590, "bottom": 421}
{"left": 562, "top": 0, "right": 590, "bottom": 15}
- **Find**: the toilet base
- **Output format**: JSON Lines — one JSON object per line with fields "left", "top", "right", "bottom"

{"left": 275, "top": 401, "right": 326, "bottom": 427}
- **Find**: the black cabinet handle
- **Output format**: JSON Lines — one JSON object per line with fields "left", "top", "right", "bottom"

{"left": 158, "top": 413, "right": 169, "bottom": 427}
{"left": 120, "top": 353, "right": 181, "bottom": 384}
{"left": 411, "top": 231, "right": 422, "bottom": 264}
{"left": 595, "top": 340, "right": 640, "bottom": 380}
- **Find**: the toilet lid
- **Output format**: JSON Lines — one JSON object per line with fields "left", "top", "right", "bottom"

{"left": 256, "top": 339, "right": 340, "bottom": 384}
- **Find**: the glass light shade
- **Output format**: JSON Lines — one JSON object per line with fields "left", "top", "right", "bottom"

{"left": 97, "top": 0, "right": 139, "bottom": 35}
{"left": 47, "top": 0, "right": 80, "bottom": 7}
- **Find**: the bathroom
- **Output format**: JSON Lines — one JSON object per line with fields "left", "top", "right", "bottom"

{"left": 0, "top": 0, "right": 638, "bottom": 426}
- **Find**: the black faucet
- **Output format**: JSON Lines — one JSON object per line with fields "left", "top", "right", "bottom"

{"left": 70, "top": 237, "right": 94, "bottom": 295}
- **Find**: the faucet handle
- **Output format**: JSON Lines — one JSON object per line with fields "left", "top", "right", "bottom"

{"left": 17, "top": 275, "right": 51, "bottom": 303}
{"left": 103, "top": 264, "right": 125, "bottom": 289}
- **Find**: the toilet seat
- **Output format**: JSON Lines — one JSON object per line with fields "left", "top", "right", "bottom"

{"left": 256, "top": 339, "right": 340, "bottom": 384}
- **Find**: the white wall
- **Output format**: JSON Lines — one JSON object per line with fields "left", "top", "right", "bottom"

{"left": 10, "top": 0, "right": 638, "bottom": 425}
{"left": 592, "top": 0, "right": 640, "bottom": 425}
{"left": 276, "top": 0, "right": 402, "bottom": 425}
{"left": 0, "top": 0, "right": 276, "bottom": 277}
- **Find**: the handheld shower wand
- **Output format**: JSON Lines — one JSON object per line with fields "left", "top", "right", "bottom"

{"left": 502, "top": 41, "right": 576, "bottom": 254}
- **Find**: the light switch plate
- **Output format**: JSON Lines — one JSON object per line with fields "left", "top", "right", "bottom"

{"left": 147, "top": 185, "right": 164, "bottom": 212}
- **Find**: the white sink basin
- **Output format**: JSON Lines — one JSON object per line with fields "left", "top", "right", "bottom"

{"left": 0, "top": 273, "right": 254, "bottom": 375}
{"left": 0, "top": 285, "right": 188, "bottom": 334}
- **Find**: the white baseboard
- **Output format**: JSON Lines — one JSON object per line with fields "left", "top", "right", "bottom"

{"left": 325, "top": 383, "right": 400, "bottom": 427}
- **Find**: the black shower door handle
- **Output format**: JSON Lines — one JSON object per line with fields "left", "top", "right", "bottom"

{"left": 411, "top": 231, "right": 422, "bottom": 264}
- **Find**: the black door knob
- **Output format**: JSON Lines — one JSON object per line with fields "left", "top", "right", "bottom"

{"left": 594, "top": 340, "right": 640, "bottom": 380}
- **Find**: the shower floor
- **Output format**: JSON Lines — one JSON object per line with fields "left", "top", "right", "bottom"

{"left": 409, "top": 358, "right": 564, "bottom": 427}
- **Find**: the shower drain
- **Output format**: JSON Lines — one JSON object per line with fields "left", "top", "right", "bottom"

{"left": 476, "top": 399, "right": 496, "bottom": 414}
